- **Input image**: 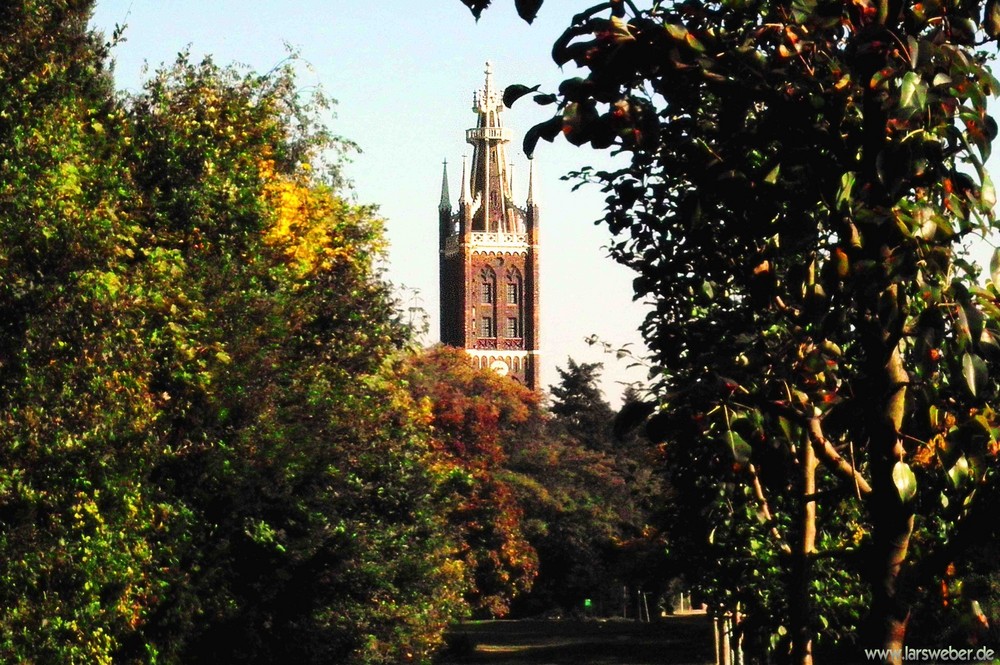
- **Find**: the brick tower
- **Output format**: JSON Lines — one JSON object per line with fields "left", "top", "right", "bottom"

{"left": 438, "top": 62, "right": 540, "bottom": 390}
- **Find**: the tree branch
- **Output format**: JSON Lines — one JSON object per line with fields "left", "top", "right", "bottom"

{"left": 747, "top": 462, "right": 793, "bottom": 556}
{"left": 807, "top": 416, "right": 872, "bottom": 496}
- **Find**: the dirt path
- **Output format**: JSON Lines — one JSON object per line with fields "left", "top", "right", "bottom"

{"left": 438, "top": 614, "right": 714, "bottom": 665}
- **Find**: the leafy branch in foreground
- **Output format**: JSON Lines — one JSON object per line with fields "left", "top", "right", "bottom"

{"left": 466, "top": 0, "right": 1000, "bottom": 661}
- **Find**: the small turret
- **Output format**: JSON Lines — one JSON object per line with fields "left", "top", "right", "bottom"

{"left": 460, "top": 154, "right": 471, "bottom": 207}
{"left": 526, "top": 157, "right": 539, "bottom": 245}
{"left": 439, "top": 160, "right": 451, "bottom": 212}
{"left": 526, "top": 157, "right": 536, "bottom": 207}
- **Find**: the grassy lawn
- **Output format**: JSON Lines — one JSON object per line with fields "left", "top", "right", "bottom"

{"left": 438, "top": 614, "right": 714, "bottom": 665}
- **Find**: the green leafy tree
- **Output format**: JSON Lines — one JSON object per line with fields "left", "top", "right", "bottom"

{"left": 0, "top": 5, "right": 468, "bottom": 661}
{"left": 123, "top": 55, "right": 466, "bottom": 664}
{"left": 549, "top": 358, "right": 616, "bottom": 451}
{"left": 0, "top": 3, "right": 169, "bottom": 662}
{"left": 509, "top": 360, "right": 664, "bottom": 617}
{"left": 465, "top": 0, "right": 1000, "bottom": 661}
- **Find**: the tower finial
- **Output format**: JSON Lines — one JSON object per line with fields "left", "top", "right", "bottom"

{"left": 439, "top": 159, "right": 451, "bottom": 211}
{"left": 484, "top": 61, "right": 494, "bottom": 99}
{"left": 474, "top": 61, "right": 501, "bottom": 115}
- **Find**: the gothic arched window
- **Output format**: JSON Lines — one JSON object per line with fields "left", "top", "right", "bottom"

{"left": 506, "top": 268, "right": 522, "bottom": 305}
{"left": 480, "top": 268, "right": 496, "bottom": 304}
{"left": 479, "top": 268, "right": 497, "bottom": 338}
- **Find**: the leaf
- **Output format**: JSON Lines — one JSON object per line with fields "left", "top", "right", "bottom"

{"left": 558, "top": 77, "right": 590, "bottom": 100}
{"left": 986, "top": 0, "right": 1000, "bottom": 39}
{"left": 665, "top": 23, "right": 688, "bottom": 41}
{"left": 503, "top": 84, "right": 540, "bottom": 108}
{"left": 966, "top": 303, "right": 986, "bottom": 347}
{"left": 991, "top": 248, "right": 1000, "bottom": 286}
{"left": 836, "top": 172, "right": 856, "bottom": 208}
{"left": 980, "top": 328, "right": 1000, "bottom": 357}
{"left": 982, "top": 173, "right": 996, "bottom": 209}
{"left": 956, "top": 305, "right": 972, "bottom": 349}
{"left": 899, "top": 71, "right": 927, "bottom": 111}
{"left": 459, "top": 0, "right": 492, "bottom": 20}
{"left": 514, "top": 0, "right": 542, "bottom": 23}
{"left": 551, "top": 23, "right": 595, "bottom": 66}
{"left": 522, "top": 115, "right": 563, "bottom": 157}
{"left": 727, "top": 430, "right": 752, "bottom": 464}
{"left": 947, "top": 455, "right": 971, "bottom": 488}
{"left": 892, "top": 461, "right": 917, "bottom": 503}
{"left": 609, "top": 16, "right": 636, "bottom": 43}
{"left": 685, "top": 31, "right": 706, "bottom": 52}
{"left": 932, "top": 73, "right": 952, "bottom": 88}
{"left": 778, "top": 415, "right": 797, "bottom": 443}
{"left": 962, "top": 351, "right": 988, "bottom": 397}
{"left": 791, "top": 0, "right": 816, "bottom": 23}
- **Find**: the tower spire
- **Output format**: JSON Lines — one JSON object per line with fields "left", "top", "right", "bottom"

{"left": 439, "top": 159, "right": 451, "bottom": 211}
{"left": 467, "top": 61, "right": 514, "bottom": 233}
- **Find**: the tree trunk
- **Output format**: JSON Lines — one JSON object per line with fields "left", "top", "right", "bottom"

{"left": 864, "top": 340, "right": 914, "bottom": 665}
{"left": 791, "top": 430, "right": 818, "bottom": 665}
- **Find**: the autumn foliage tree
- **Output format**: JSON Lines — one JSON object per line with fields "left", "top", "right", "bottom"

{"left": 466, "top": 0, "right": 1000, "bottom": 661}
{"left": 400, "top": 349, "right": 664, "bottom": 619}
{"left": 398, "top": 346, "right": 539, "bottom": 617}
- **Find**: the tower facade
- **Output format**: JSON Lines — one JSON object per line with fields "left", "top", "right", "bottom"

{"left": 439, "top": 63, "right": 540, "bottom": 390}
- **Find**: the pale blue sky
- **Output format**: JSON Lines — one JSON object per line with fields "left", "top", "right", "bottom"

{"left": 88, "top": 0, "right": 652, "bottom": 403}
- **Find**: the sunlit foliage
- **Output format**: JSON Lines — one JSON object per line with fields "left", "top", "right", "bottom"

{"left": 0, "top": 5, "right": 466, "bottom": 663}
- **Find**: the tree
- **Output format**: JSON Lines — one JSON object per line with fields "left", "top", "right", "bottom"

{"left": 122, "top": 55, "right": 466, "bottom": 664}
{"left": 0, "top": 6, "right": 468, "bottom": 661}
{"left": 397, "top": 346, "right": 539, "bottom": 617}
{"left": 464, "top": 0, "right": 1000, "bottom": 661}
{"left": 509, "top": 360, "right": 665, "bottom": 617}
{"left": 0, "top": 3, "right": 170, "bottom": 661}
{"left": 549, "top": 358, "right": 616, "bottom": 451}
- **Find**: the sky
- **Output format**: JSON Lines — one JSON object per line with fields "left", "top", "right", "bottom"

{"left": 88, "top": 0, "right": 652, "bottom": 405}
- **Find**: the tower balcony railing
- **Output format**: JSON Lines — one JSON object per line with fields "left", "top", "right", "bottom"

{"left": 470, "top": 231, "right": 527, "bottom": 246}
{"left": 466, "top": 127, "right": 511, "bottom": 142}
{"left": 443, "top": 233, "right": 527, "bottom": 253}
{"left": 472, "top": 338, "right": 525, "bottom": 350}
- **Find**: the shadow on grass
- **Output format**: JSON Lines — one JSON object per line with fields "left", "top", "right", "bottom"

{"left": 438, "top": 615, "right": 714, "bottom": 665}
